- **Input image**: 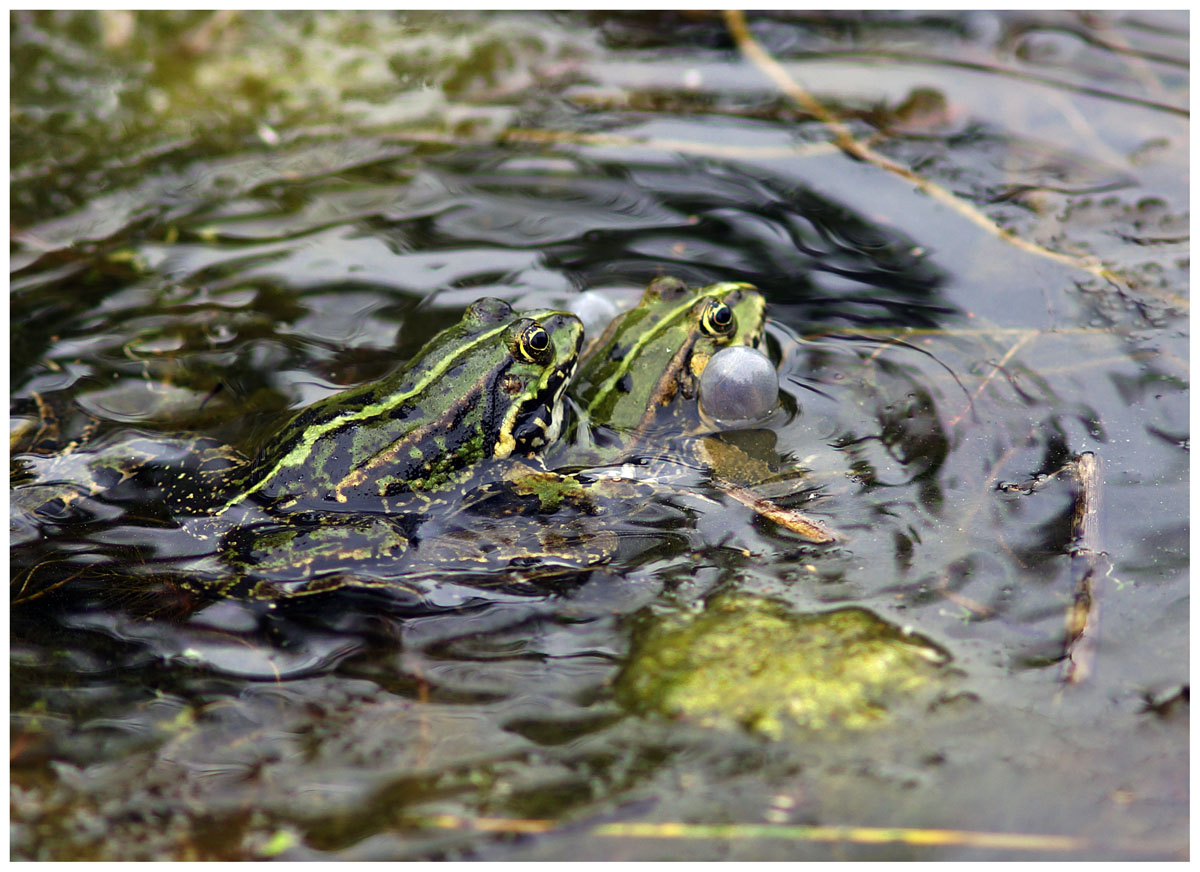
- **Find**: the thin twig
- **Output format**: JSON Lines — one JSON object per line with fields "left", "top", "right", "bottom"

{"left": 11, "top": 562, "right": 90, "bottom": 605}
{"left": 946, "top": 331, "right": 1037, "bottom": 429}
{"left": 722, "top": 10, "right": 1154, "bottom": 301}
{"left": 691, "top": 436, "right": 838, "bottom": 543}
{"left": 718, "top": 481, "right": 836, "bottom": 544}
{"left": 934, "top": 570, "right": 996, "bottom": 620}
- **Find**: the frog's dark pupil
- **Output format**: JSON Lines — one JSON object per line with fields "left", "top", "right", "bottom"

{"left": 528, "top": 328, "right": 549, "bottom": 350}
{"left": 702, "top": 301, "right": 735, "bottom": 336}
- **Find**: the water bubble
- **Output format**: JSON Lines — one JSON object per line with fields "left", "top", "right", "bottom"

{"left": 699, "top": 345, "right": 779, "bottom": 422}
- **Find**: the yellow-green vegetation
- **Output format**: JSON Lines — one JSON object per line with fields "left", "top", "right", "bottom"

{"left": 507, "top": 470, "right": 589, "bottom": 512}
{"left": 616, "top": 595, "right": 952, "bottom": 738}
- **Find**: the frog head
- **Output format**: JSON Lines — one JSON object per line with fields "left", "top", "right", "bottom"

{"left": 572, "top": 277, "right": 766, "bottom": 435}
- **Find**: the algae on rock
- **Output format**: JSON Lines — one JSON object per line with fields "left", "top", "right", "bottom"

{"left": 617, "top": 594, "right": 953, "bottom": 738}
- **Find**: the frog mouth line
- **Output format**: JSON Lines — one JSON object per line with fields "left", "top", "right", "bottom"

{"left": 512, "top": 356, "right": 578, "bottom": 451}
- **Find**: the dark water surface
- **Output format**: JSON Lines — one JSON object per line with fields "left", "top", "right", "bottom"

{"left": 10, "top": 11, "right": 1188, "bottom": 860}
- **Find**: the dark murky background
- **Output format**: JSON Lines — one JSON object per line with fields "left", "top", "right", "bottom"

{"left": 10, "top": 11, "right": 1188, "bottom": 860}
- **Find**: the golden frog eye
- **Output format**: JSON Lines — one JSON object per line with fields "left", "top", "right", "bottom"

{"left": 515, "top": 322, "right": 552, "bottom": 363}
{"left": 700, "top": 300, "right": 736, "bottom": 337}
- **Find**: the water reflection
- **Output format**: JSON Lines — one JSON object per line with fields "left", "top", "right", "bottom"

{"left": 11, "top": 9, "right": 1187, "bottom": 862}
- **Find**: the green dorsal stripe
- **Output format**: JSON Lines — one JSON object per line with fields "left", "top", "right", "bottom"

{"left": 216, "top": 321, "right": 514, "bottom": 512}
{"left": 585, "top": 285, "right": 735, "bottom": 416}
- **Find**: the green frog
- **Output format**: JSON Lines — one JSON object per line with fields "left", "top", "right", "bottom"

{"left": 209, "top": 296, "right": 583, "bottom": 514}
{"left": 560, "top": 276, "right": 834, "bottom": 543}
{"left": 12, "top": 298, "right": 592, "bottom": 604}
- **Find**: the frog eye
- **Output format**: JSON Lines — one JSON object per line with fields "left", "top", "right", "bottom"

{"left": 515, "top": 323, "right": 552, "bottom": 363}
{"left": 700, "top": 300, "right": 736, "bottom": 336}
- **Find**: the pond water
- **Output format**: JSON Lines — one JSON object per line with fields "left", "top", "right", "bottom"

{"left": 10, "top": 11, "right": 1188, "bottom": 860}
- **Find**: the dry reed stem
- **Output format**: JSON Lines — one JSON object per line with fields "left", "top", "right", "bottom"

{"left": 420, "top": 813, "right": 1092, "bottom": 851}
{"left": 721, "top": 10, "right": 1181, "bottom": 307}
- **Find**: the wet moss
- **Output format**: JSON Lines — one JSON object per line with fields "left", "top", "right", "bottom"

{"left": 616, "top": 594, "right": 952, "bottom": 738}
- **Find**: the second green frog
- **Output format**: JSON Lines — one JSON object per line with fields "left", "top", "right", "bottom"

{"left": 559, "top": 276, "right": 835, "bottom": 543}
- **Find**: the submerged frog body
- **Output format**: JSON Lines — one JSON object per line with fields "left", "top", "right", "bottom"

{"left": 12, "top": 298, "right": 591, "bottom": 605}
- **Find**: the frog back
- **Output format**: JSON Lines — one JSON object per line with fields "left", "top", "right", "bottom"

{"left": 226, "top": 299, "right": 582, "bottom": 510}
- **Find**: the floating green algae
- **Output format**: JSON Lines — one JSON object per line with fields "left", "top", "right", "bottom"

{"left": 616, "top": 595, "right": 953, "bottom": 738}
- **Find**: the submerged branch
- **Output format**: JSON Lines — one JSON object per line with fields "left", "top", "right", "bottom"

{"left": 999, "top": 451, "right": 1107, "bottom": 683}
{"left": 1061, "top": 451, "right": 1103, "bottom": 684}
